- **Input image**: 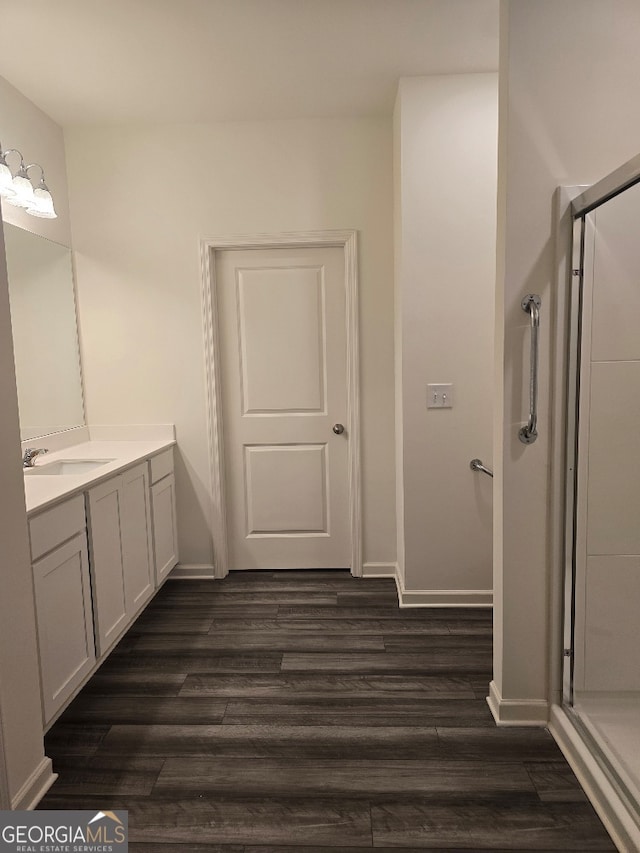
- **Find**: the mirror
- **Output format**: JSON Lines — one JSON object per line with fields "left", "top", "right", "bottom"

{"left": 3, "top": 222, "right": 84, "bottom": 440}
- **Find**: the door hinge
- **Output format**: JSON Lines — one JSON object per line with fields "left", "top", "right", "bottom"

{"left": 563, "top": 648, "right": 573, "bottom": 658}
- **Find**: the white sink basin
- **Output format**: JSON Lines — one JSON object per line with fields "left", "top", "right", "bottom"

{"left": 25, "top": 459, "right": 115, "bottom": 476}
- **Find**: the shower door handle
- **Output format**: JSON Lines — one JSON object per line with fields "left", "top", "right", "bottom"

{"left": 519, "top": 294, "right": 541, "bottom": 445}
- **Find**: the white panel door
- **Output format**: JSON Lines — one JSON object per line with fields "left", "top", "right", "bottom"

{"left": 216, "top": 246, "right": 350, "bottom": 569}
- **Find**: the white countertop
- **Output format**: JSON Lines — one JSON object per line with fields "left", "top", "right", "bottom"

{"left": 24, "top": 439, "right": 176, "bottom": 516}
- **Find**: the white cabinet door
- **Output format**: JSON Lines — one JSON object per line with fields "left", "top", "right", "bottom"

{"left": 151, "top": 473, "right": 179, "bottom": 584}
{"left": 121, "top": 462, "right": 154, "bottom": 616}
{"left": 87, "top": 476, "right": 127, "bottom": 657}
{"left": 33, "top": 533, "right": 95, "bottom": 726}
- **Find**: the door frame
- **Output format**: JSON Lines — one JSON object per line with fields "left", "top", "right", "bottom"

{"left": 200, "top": 230, "right": 362, "bottom": 579}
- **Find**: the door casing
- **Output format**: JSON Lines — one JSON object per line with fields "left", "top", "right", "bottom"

{"left": 200, "top": 230, "right": 361, "bottom": 579}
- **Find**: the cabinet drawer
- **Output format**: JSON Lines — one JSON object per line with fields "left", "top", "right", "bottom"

{"left": 149, "top": 448, "right": 174, "bottom": 484}
{"left": 29, "top": 494, "right": 86, "bottom": 561}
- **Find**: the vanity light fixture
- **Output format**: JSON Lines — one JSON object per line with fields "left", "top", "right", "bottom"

{"left": 0, "top": 143, "right": 57, "bottom": 219}
{"left": 25, "top": 164, "right": 57, "bottom": 219}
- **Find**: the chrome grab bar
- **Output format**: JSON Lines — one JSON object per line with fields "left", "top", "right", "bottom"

{"left": 518, "top": 294, "right": 541, "bottom": 445}
{"left": 470, "top": 458, "right": 493, "bottom": 478}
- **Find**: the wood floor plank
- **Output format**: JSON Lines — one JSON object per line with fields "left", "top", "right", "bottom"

{"left": 82, "top": 673, "right": 188, "bottom": 696}
{"left": 370, "top": 800, "right": 618, "bottom": 850}
{"left": 434, "top": 727, "right": 565, "bottom": 761}
{"left": 382, "top": 635, "right": 493, "bottom": 652}
{"left": 276, "top": 605, "right": 480, "bottom": 620}
{"left": 41, "top": 797, "right": 373, "bottom": 847}
{"left": 156, "top": 592, "right": 339, "bottom": 605}
{"left": 44, "top": 724, "right": 110, "bottom": 757}
{"left": 208, "top": 579, "right": 394, "bottom": 593}
{"left": 153, "top": 758, "right": 535, "bottom": 798}
{"left": 129, "top": 845, "right": 243, "bottom": 853}
{"left": 271, "top": 617, "right": 452, "bottom": 635}
{"left": 46, "top": 754, "right": 164, "bottom": 796}
{"left": 133, "top": 633, "right": 386, "bottom": 652}
{"left": 525, "top": 761, "right": 589, "bottom": 802}
{"left": 336, "top": 591, "right": 399, "bottom": 606}
{"left": 96, "top": 652, "right": 283, "bottom": 674}
{"left": 281, "top": 651, "right": 492, "bottom": 675}
{"left": 148, "top": 605, "right": 280, "bottom": 618}
{"left": 129, "top": 615, "right": 216, "bottom": 634}
{"left": 179, "top": 673, "right": 477, "bottom": 699}
{"left": 222, "top": 697, "right": 494, "bottom": 727}
{"left": 58, "top": 696, "right": 227, "bottom": 725}
{"left": 245, "top": 848, "right": 578, "bottom": 853}
{"left": 100, "top": 724, "right": 440, "bottom": 759}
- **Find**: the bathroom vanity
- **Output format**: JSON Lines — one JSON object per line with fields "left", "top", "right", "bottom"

{"left": 24, "top": 435, "right": 178, "bottom": 727}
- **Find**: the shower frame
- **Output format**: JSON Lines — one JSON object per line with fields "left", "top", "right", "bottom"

{"left": 550, "top": 153, "right": 640, "bottom": 850}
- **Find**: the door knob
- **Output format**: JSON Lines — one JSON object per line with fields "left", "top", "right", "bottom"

{"left": 332, "top": 423, "right": 345, "bottom": 435}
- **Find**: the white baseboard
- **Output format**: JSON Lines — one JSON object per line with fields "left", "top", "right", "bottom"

{"left": 394, "top": 569, "right": 493, "bottom": 608}
{"left": 12, "top": 757, "right": 57, "bottom": 810}
{"left": 170, "top": 563, "right": 215, "bottom": 579}
{"left": 362, "top": 562, "right": 398, "bottom": 577}
{"left": 549, "top": 704, "right": 640, "bottom": 852}
{"left": 486, "top": 680, "right": 549, "bottom": 726}
{"left": 399, "top": 588, "right": 493, "bottom": 607}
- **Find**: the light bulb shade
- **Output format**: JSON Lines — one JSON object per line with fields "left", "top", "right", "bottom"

{"left": 0, "top": 161, "right": 16, "bottom": 198}
{"left": 27, "top": 185, "right": 57, "bottom": 218}
{"left": 6, "top": 172, "right": 35, "bottom": 208}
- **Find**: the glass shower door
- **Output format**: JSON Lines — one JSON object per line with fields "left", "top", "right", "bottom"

{"left": 565, "top": 175, "right": 640, "bottom": 823}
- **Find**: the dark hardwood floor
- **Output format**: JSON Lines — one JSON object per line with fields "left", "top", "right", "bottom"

{"left": 39, "top": 571, "right": 616, "bottom": 851}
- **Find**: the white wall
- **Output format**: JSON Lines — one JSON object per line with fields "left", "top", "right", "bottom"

{"left": 0, "top": 75, "right": 71, "bottom": 245}
{"left": 64, "top": 118, "right": 396, "bottom": 571}
{"left": 394, "top": 74, "right": 497, "bottom": 597}
{"left": 0, "top": 216, "right": 52, "bottom": 807}
{"left": 493, "top": 0, "right": 640, "bottom": 717}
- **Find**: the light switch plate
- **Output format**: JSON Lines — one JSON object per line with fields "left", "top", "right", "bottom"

{"left": 427, "top": 383, "right": 453, "bottom": 408}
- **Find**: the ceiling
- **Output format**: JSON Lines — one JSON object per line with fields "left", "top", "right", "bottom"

{"left": 0, "top": 0, "right": 498, "bottom": 126}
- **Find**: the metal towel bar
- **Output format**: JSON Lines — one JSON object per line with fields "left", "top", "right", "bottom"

{"left": 470, "top": 459, "right": 493, "bottom": 478}
{"left": 519, "top": 294, "right": 542, "bottom": 445}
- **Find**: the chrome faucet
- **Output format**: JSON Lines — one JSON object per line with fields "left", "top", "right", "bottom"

{"left": 23, "top": 447, "right": 49, "bottom": 468}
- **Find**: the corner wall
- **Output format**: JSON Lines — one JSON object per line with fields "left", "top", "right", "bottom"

{"left": 493, "top": 0, "right": 640, "bottom": 721}
{"left": 394, "top": 74, "right": 497, "bottom": 601}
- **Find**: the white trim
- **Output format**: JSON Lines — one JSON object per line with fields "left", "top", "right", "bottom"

{"left": 362, "top": 562, "right": 492, "bottom": 608}
{"left": 486, "top": 680, "right": 548, "bottom": 726}
{"left": 170, "top": 563, "right": 216, "bottom": 579}
{"left": 549, "top": 704, "right": 639, "bottom": 852}
{"left": 396, "top": 568, "right": 492, "bottom": 608}
{"left": 11, "top": 757, "right": 56, "bottom": 810}
{"left": 200, "top": 230, "right": 362, "bottom": 579}
{"left": 399, "top": 589, "right": 493, "bottom": 608}
{"left": 362, "top": 561, "right": 397, "bottom": 578}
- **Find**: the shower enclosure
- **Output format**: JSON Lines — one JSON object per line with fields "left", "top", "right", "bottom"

{"left": 563, "top": 156, "right": 640, "bottom": 831}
